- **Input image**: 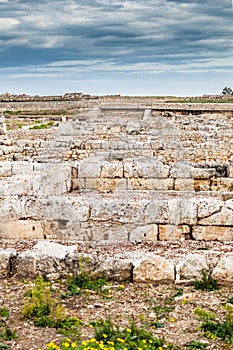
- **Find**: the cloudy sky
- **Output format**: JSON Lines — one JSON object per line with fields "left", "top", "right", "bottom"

{"left": 0, "top": 0, "right": 233, "bottom": 96}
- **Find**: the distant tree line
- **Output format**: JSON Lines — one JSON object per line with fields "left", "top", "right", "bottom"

{"left": 221, "top": 86, "right": 233, "bottom": 95}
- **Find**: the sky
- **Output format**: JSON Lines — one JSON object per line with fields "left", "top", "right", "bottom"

{"left": 0, "top": 0, "right": 233, "bottom": 97}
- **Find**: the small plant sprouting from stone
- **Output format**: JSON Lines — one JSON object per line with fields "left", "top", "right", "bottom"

{"left": 62, "top": 256, "right": 107, "bottom": 298}
{"left": 193, "top": 269, "right": 219, "bottom": 292}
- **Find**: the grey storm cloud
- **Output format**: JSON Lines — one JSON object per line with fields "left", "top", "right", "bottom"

{"left": 0, "top": 0, "right": 233, "bottom": 79}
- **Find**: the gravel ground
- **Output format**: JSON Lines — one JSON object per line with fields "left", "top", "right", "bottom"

{"left": 0, "top": 277, "right": 233, "bottom": 350}
{"left": 0, "top": 239, "right": 233, "bottom": 350}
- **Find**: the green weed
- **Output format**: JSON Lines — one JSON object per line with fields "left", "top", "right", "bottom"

{"left": 0, "top": 309, "right": 9, "bottom": 319}
{"left": 152, "top": 305, "right": 175, "bottom": 321}
{"left": 0, "top": 327, "right": 18, "bottom": 341}
{"left": 193, "top": 270, "right": 219, "bottom": 292}
{"left": 185, "top": 340, "right": 207, "bottom": 349}
{"left": 22, "top": 275, "right": 80, "bottom": 330}
{"left": 199, "top": 304, "right": 233, "bottom": 344}
{"left": 90, "top": 317, "right": 166, "bottom": 349}
{"left": 0, "top": 343, "right": 10, "bottom": 349}
{"left": 194, "top": 307, "right": 216, "bottom": 321}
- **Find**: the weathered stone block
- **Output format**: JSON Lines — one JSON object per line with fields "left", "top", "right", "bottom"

{"left": 133, "top": 254, "right": 174, "bottom": 283}
{"left": 193, "top": 225, "right": 233, "bottom": 241}
{"left": 174, "top": 178, "right": 194, "bottom": 191}
{"left": 0, "top": 162, "right": 12, "bottom": 177}
{"left": 176, "top": 254, "right": 208, "bottom": 283}
{"left": 127, "top": 178, "right": 173, "bottom": 190}
{"left": 194, "top": 179, "right": 211, "bottom": 191}
{"left": 94, "top": 257, "right": 133, "bottom": 281}
{"left": 198, "top": 206, "right": 233, "bottom": 226}
{"left": 33, "top": 163, "right": 72, "bottom": 195}
{"left": 211, "top": 178, "right": 233, "bottom": 191}
{"left": 129, "top": 224, "right": 158, "bottom": 242}
{"left": 123, "top": 157, "right": 169, "bottom": 179}
{"left": 42, "top": 196, "right": 90, "bottom": 222}
{"left": 168, "top": 198, "right": 197, "bottom": 225}
{"left": 78, "top": 156, "right": 104, "bottom": 178}
{"left": 33, "top": 241, "right": 77, "bottom": 257}
{"left": 14, "top": 242, "right": 97, "bottom": 279}
{"left": 90, "top": 198, "right": 145, "bottom": 225}
{"left": 11, "top": 161, "right": 34, "bottom": 175}
{"left": 144, "top": 199, "right": 169, "bottom": 224}
{"left": 0, "top": 220, "right": 44, "bottom": 239}
{"left": 170, "top": 163, "right": 216, "bottom": 179}
{"left": 0, "top": 248, "right": 16, "bottom": 278}
{"left": 90, "top": 224, "right": 129, "bottom": 241}
{"left": 197, "top": 198, "right": 223, "bottom": 219}
{"left": 100, "top": 162, "right": 123, "bottom": 178}
{"left": 212, "top": 255, "right": 233, "bottom": 284}
{"left": 96, "top": 178, "right": 127, "bottom": 192}
{"left": 158, "top": 224, "right": 191, "bottom": 241}
{"left": 14, "top": 251, "right": 36, "bottom": 278}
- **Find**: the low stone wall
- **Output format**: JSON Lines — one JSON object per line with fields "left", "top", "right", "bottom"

{"left": 0, "top": 242, "right": 232, "bottom": 285}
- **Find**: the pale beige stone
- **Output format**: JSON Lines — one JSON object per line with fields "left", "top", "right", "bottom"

{"left": 129, "top": 224, "right": 158, "bottom": 242}
{"left": 0, "top": 162, "right": 12, "bottom": 177}
{"left": 176, "top": 254, "right": 208, "bottom": 283}
{"left": 133, "top": 255, "right": 174, "bottom": 283}
{"left": 127, "top": 178, "right": 173, "bottom": 190}
{"left": 197, "top": 198, "right": 223, "bottom": 219}
{"left": 158, "top": 224, "right": 191, "bottom": 241}
{"left": 212, "top": 255, "right": 233, "bottom": 284}
{"left": 174, "top": 178, "right": 194, "bottom": 191}
{"left": 96, "top": 178, "right": 126, "bottom": 192}
{"left": 94, "top": 257, "right": 133, "bottom": 281}
{"left": 229, "top": 164, "right": 233, "bottom": 178}
{"left": 0, "top": 220, "right": 44, "bottom": 239}
{"left": 0, "top": 249, "right": 16, "bottom": 279}
{"left": 198, "top": 206, "right": 233, "bottom": 226}
{"left": 211, "top": 178, "right": 233, "bottom": 192}
{"left": 194, "top": 179, "right": 211, "bottom": 191}
{"left": 193, "top": 225, "right": 233, "bottom": 241}
{"left": 168, "top": 198, "right": 197, "bottom": 225}
{"left": 100, "top": 162, "right": 123, "bottom": 178}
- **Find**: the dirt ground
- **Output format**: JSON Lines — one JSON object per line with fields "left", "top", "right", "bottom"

{"left": 0, "top": 276, "right": 232, "bottom": 350}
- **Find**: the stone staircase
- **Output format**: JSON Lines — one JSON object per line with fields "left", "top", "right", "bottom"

{"left": 0, "top": 103, "right": 233, "bottom": 242}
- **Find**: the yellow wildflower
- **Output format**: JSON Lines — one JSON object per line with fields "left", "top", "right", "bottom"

{"left": 117, "top": 338, "right": 124, "bottom": 343}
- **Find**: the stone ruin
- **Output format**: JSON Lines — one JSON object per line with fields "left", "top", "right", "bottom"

{"left": 0, "top": 112, "right": 7, "bottom": 135}
{"left": 0, "top": 100, "right": 232, "bottom": 243}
